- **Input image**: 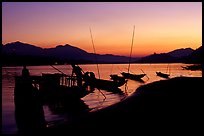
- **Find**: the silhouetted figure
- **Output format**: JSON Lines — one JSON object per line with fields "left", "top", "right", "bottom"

{"left": 21, "top": 65, "right": 32, "bottom": 86}
{"left": 89, "top": 72, "right": 96, "bottom": 79}
{"left": 71, "top": 64, "right": 83, "bottom": 87}
{"left": 22, "top": 65, "right": 30, "bottom": 77}
{"left": 15, "top": 66, "right": 46, "bottom": 134}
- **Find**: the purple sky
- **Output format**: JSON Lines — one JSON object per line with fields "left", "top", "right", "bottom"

{"left": 2, "top": 2, "right": 202, "bottom": 57}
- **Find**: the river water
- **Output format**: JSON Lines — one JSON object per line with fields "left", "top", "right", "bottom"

{"left": 2, "top": 63, "right": 202, "bottom": 134}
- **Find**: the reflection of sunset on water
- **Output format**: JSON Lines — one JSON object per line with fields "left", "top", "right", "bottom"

{"left": 2, "top": 64, "right": 202, "bottom": 133}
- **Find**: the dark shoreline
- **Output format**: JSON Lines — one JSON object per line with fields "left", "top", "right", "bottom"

{"left": 45, "top": 76, "right": 202, "bottom": 134}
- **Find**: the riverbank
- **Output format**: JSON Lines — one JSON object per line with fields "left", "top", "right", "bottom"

{"left": 46, "top": 76, "right": 202, "bottom": 134}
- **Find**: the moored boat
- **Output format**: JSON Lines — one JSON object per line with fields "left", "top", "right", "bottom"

{"left": 121, "top": 72, "right": 146, "bottom": 81}
{"left": 181, "top": 64, "right": 202, "bottom": 71}
{"left": 83, "top": 72, "right": 126, "bottom": 92}
{"left": 156, "top": 71, "right": 170, "bottom": 78}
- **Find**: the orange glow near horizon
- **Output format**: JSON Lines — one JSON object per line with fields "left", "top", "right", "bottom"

{"left": 2, "top": 2, "right": 202, "bottom": 57}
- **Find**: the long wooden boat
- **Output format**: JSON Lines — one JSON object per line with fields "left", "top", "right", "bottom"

{"left": 96, "top": 78, "right": 125, "bottom": 88}
{"left": 121, "top": 72, "right": 146, "bottom": 81}
{"left": 84, "top": 73, "right": 126, "bottom": 92}
{"left": 88, "top": 78, "right": 126, "bottom": 90}
{"left": 156, "top": 71, "right": 170, "bottom": 78}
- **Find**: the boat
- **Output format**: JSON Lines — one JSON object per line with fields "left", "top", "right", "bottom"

{"left": 156, "top": 71, "right": 170, "bottom": 78}
{"left": 181, "top": 64, "right": 202, "bottom": 71}
{"left": 91, "top": 78, "right": 125, "bottom": 93}
{"left": 121, "top": 72, "right": 146, "bottom": 82}
{"left": 83, "top": 72, "right": 126, "bottom": 92}
{"left": 156, "top": 64, "right": 170, "bottom": 79}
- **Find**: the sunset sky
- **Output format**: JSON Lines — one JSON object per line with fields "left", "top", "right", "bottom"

{"left": 2, "top": 2, "right": 202, "bottom": 57}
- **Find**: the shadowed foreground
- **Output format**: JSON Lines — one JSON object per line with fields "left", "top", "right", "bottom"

{"left": 46, "top": 77, "right": 202, "bottom": 134}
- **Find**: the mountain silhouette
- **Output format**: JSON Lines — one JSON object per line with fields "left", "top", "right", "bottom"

{"left": 2, "top": 41, "right": 200, "bottom": 65}
{"left": 167, "top": 48, "right": 194, "bottom": 58}
{"left": 44, "top": 44, "right": 89, "bottom": 60}
{"left": 2, "top": 41, "right": 44, "bottom": 56}
{"left": 184, "top": 46, "right": 202, "bottom": 64}
{"left": 2, "top": 41, "right": 136, "bottom": 65}
{"left": 135, "top": 47, "right": 200, "bottom": 63}
{"left": 136, "top": 53, "right": 180, "bottom": 63}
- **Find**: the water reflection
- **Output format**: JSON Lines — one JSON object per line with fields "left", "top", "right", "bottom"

{"left": 2, "top": 63, "right": 202, "bottom": 134}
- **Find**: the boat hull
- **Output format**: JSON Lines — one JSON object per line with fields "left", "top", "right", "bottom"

{"left": 85, "top": 78, "right": 126, "bottom": 93}
{"left": 121, "top": 72, "right": 146, "bottom": 81}
{"left": 156, "top": 72, "right": 170, "bottom": 78}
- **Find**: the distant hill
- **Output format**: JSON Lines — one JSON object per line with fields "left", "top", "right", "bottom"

{"left": 2, "top": 41, "right": 201, "bottom": 66}
{"left": 2, "top": 41, "right": 138, "bottom": 66}
{"left": 136, "top": 53, "right": 180, "bottom": 63}
{"left": 44, "top": 44, "right": 89, "bottom": 60}
{"left": 2, "top": 41, "right": 44, "bottom": 56}
{"left": 167, "top": 48, "right": 194, "bottom": 58}
{"left": 136, "top": 47, "right": 198, "bottom": 63}
{"left": 184, "top": 46, "right": 202, "bottom": 64}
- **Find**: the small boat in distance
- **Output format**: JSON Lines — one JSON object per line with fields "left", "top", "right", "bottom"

{"left": 181, "top": 64, "right": 202, "bottom": 71}
{"left": 121, "top": 72, "right": 146, "bottom": 82}
{"left": 156, "top": 71, "right": 170, "bottom": 79}
{"left": 156, "top": 63, "right": 170, "bottom": 79}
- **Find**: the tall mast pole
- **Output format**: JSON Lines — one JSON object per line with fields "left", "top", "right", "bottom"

{"left": 89, "top": 27, "right": 106, "bottom": 99}
{"left": 89, "top": 28, "right": 100, "bottom": 79}
{"left": 127, "top": 25, "right": 135, "bottom": 73}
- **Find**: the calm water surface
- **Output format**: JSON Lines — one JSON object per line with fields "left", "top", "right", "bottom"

{"left": 2, "top": 63, "right": 202, "bottom": 134}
